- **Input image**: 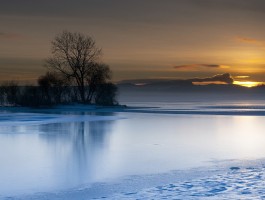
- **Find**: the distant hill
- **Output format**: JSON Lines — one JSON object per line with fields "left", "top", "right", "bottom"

{"left": 117, "top": 80, "right": 265, "bottom": 103}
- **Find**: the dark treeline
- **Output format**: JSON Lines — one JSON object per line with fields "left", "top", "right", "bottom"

{"left": 0, "top": 80, "right": 117, "bottom": 107}
{"left": 0, "top": 31, "right": 118, "bottom": 107}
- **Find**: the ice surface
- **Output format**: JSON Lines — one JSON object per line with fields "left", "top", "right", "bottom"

{"left": 0, "top": 113, "right": 121, "bottom": 126}
{"left": 1, "top": 102, "right": 265, "bottom": 199}
{"left": 119, "top": 100, "right": 265, "bottom": 116}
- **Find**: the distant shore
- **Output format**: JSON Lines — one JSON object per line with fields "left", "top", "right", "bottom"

{"left": 1, "top": 103, "right": 265, "bottom": 116}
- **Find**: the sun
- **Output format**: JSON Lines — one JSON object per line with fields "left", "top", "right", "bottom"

{"left": 233, "top": 81, "right": 262, "bottom": 88}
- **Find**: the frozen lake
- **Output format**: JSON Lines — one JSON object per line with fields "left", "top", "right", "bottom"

{"left": 1, "top": 104, "right": 265, "bottom": 199}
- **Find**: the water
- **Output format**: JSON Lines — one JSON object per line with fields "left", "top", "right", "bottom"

{"left": 1, "top": 110, "right": 265, "bottom": 196}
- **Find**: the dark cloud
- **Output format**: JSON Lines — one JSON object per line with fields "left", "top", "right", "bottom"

{"left": 190, "top": 73, "right": 234, "bottom": 84}
{"left": 174, "top": 64, "right": 230, "bottom": 69}
{"left": 119, "top": 73, "right": 234, "bottom": 85}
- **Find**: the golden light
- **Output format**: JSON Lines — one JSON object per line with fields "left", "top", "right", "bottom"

{"left": 193, "top": 81, "right": 227, "bottom": 85}
{"left": 240, "top": 58, "right": 265, "bottom": 64}
{"left": 235, "top": 76, "right": 250, "bottom": 79}
{"left": 233, "top": 81, "right": 262, "bottom": 88}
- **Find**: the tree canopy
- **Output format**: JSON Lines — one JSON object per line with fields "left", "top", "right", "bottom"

{"left": 45, "top": 31, "right": 115, "bottom": 104}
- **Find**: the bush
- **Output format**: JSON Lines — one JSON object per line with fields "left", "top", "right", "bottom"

{"left": 18, "top": 86, "right": 45, "bottom": 107}
{"left": 0, "top": 81, "right": 20, "bottom": 106}
{"left": 94, "top": 83, "right": 118, "bottom": 106}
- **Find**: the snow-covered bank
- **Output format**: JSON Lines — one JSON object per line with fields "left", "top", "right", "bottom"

{"left": 0, "top": 104, "right": 126, "bottom": 114}
{"left": 99, "top": 163, "right": 265, "bottom": 200}
{"left": 2, "top": 102, "right": 265, "bottom": 116}
{"left": 0, "top": 113, "right": 122, "bottom": 126}
{"left": 4, "top": 159, "right": 265, "bottom": 200}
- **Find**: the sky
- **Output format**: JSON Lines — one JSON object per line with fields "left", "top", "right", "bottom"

{"left": 0, "top": 0, "right": 265, "bottom": 85}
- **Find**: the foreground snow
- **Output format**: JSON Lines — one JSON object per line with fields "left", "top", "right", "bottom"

{"left": 98, "top": 166, "right": 265, "bottom": 200}
{"left": 4, "top": 160, "right": 265, "bottom": 200}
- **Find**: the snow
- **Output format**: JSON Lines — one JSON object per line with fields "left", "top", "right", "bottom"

{"left": 4, "top": 160, "right": 265, "bottom": 200}
{"left": 101, "top": 165, "right": 265, "bottom": 200}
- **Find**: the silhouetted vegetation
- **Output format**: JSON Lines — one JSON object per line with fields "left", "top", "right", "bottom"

{"left": 38, "top": 72, "right": 71, "bottom": 105}
{"left": 95, "top": 83, "right": 118, "bottom": 106}
{"left": 45, "top": 31, "right": 113, "bottom": 104}
{"left": 0, "top": 81, "right": 20, "bottom": 106}
{"left": 0, "top": 31, "right": 118, "bottom": 107}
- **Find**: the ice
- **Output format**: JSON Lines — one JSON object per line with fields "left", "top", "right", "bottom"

{"left": 0, "top": 113, "right": 121, "bottom": 126}
{"left": 1, "top": 102, "right": 265, "bottom": 199}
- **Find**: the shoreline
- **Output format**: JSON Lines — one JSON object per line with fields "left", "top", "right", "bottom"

{"left": 1, "top": 104, "right": 265, "bottom": 117}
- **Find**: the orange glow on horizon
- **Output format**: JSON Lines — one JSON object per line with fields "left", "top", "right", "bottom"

{"left": 193, "top": 81, "right": 227, "bottom": 85}
{"left": 233, "top": 81, "right": 263, "bottom": 88}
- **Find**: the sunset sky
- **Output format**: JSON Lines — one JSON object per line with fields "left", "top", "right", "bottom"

{"left": 0, "top": 0, "right": 265, "bottom": 85}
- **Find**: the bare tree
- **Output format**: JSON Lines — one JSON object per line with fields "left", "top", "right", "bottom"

{"left": 86, "top": 63, "right": 111, "bottom": 102}
{"left": 45, "top": 31, "right": 105, "bottom": 103}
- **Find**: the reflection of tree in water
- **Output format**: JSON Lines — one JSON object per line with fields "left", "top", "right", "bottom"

{"left": 72, "top": 120, "right": 114, "bottom": 177}
{"left": 38, "top": 114, "right": 115, "bottom": 185}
